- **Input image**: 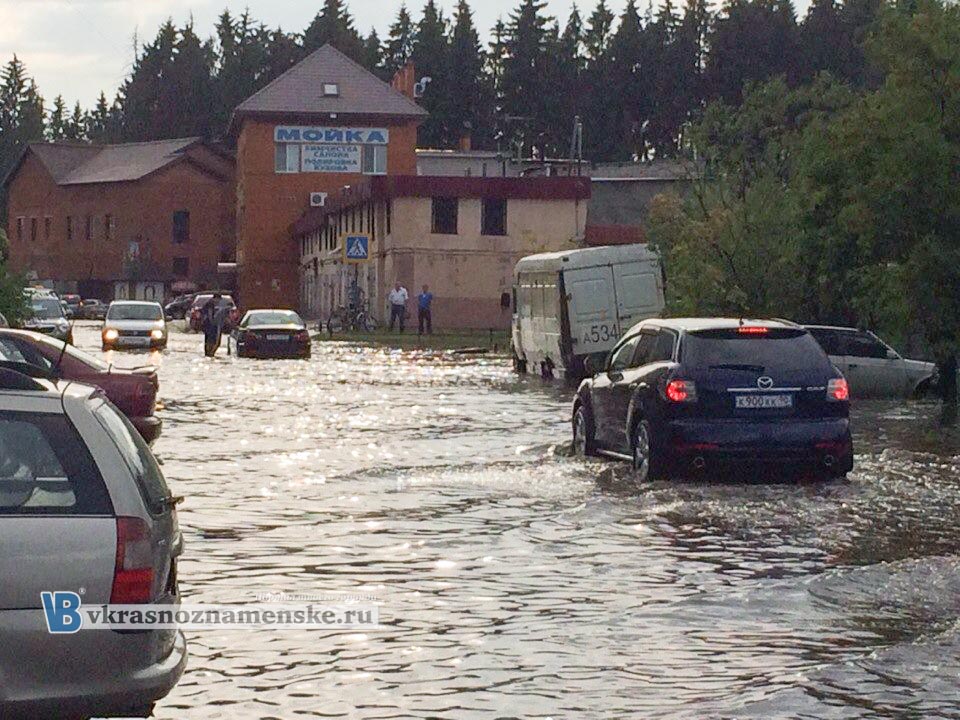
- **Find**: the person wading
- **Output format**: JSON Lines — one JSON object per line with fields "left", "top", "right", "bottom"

{"left": 388, "top": 282, "right": 409, "bottom": 333}
{"left": 201, "top": 293, "right": 228, "bottom": 357}
{"left": 417, "top": 284, "right": 434, "bottom": 336}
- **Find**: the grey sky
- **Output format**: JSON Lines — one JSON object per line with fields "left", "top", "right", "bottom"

{"left": 3, "top": 0, "right": 811, "bottom": 111}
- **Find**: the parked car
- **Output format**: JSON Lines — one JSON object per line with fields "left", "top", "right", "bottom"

{"left": 512, "top": 244, "right": 665, "bottom": 380}
{"left": 79, "top": 298, "right": 107, "bottom": 321}
{"left": 22, "top": 294, "right": 73, "bottom": 344}
{"left": 61, "top": 293, "right": 82, "bottom": 317}
{"left": 164, "top": 294, "right": 195, "bottom": 320}
{"left": 102, "top": 301, "right": 168, "bottom": 351}
{"left": 0, "top": 367, "right": 186, "bottom": 719}
{"left": 573, "top": 318, "right": 853, "bottom": 483}
{"left": 228, "top": 309, "right": 311, "bottom": 359}
{"left": 188, "top": 293, "right": 236, "bottom": 332}
{"left": 805, "top": 325, "right": 937, "bottom": 399}
{"left": 0, "top": 329, "right": 162, "bottom": 443}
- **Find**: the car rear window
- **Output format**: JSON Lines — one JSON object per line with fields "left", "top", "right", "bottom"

{"left": 0, "top": 411, "right": 112, "bottom": 515}
{"left": 681, "top": 328, "right": 832, "bottom": 371}
{"left": 89, "top": 397, "right": 172, "bottom": 515}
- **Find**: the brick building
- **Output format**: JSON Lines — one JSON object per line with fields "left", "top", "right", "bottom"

{"left": 3, "top": 138, "right": 234, "bottom": 301}
{"left": 230, "top": 44, "right": 427, "bottom": 310}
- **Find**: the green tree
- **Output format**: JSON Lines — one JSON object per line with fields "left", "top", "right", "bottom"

{"left": 384, "top": 5, "right": 415, "bottom": 77}
{"left": 64, "top": 101, "right": 86, "bottom": 140}
{"left": 0, "top": 229, "right": 26, "bottom": 324}
{"left": 47, "top": 95, "right": 67, "bottom": 140}
{"left": 501, "top": 0, "right": 551, "bottom": 157}
{"left": 303, "top": 0, "right": 364, "bottom": 60}
{"left": 361, "top": 29, "right": 384, "bottom": 74}
{"left": 447, "top": 1, "right": 491, "bottom": 147}
{"left": 412, "top": 0, "right": 450, "bottom": 146}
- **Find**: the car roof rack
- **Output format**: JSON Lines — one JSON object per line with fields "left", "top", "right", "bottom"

{"left": 0, "top": 367, "right": 49, "bottom": 392}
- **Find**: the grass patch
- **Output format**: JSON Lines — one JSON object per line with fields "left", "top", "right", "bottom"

{"left": 315, "top": 328, "right": 511, "bottom": 353}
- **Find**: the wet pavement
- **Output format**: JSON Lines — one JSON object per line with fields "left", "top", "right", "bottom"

{"left": 77, "top": 322, "right": 960, "bottom": 719}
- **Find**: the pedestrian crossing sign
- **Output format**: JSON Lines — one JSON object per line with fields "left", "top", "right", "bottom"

{"left": 344, "top": 235, "right": 370, "bottom": 263}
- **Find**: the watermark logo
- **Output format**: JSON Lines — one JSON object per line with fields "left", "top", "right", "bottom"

{"left": 40, "top": 592, "right": 379, "bottom": 633}
{"left": 41, "top": 591, "right": 84, "bottom": 635}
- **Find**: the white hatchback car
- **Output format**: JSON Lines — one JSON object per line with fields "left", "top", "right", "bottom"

{"left": 805, "top": 326, "right": 937, "bottom": 399}
{"left": 0, "top": 366, "right": 185, "bottom": 719}
{"left": 102, "top": 301, "right": 168, "bottom": 351}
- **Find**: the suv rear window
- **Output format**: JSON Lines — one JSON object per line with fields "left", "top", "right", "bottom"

{"left": 89, "top": 398, "right": 172, "bottom": 515}
{"left": 681, "top": 329, "right": 831, "bottom": 371}
{"left": 0, "top": 411, "right": 112, "bottom": 515}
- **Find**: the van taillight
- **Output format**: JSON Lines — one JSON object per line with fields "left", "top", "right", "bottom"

{"left": 665, "top": 379, "right": 698, "bottom": 403}
{"left": 827, "top": 378, "right": 849, "bottom": 402}
{"left": 111, "top": 517, "right": 155, "bottom": 604}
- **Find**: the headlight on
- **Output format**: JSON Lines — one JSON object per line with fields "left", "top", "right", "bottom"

{"left": 151, "top": 329, "right": 164, "bottom": 340}
{"left": 103, "top": 328, "right": 119, "bottom": 341}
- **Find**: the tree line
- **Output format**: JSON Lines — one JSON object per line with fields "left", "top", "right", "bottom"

{"left": 649, "top": 0, "right": 960, "bottom": 416}
{"left": 2, "top": 0, "right": 884, "bottom": 166}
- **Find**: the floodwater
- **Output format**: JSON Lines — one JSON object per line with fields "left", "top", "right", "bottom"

{"left": 77, "top": 323, "right": 960, "bottom": 719}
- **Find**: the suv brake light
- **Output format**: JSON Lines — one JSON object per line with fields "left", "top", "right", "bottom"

{"left": 665, "top": 379, "right": 697, "bottom": 403}
{"left": 737, "top": 326, "right": 769, "bottom": 335}
{"left": 827, "top": 378, "right": 849, "bottom": 402}
{"left": 111, "top": 517, "right": 155, "bottom": 604}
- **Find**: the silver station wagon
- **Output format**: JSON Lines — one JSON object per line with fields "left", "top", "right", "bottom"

{"left": 0, "top": 367, "right": 185, "bottom": 719}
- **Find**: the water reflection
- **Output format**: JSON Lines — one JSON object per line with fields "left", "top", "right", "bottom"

{"left": 68, "top": 323, "right": 960, "bottom": 719}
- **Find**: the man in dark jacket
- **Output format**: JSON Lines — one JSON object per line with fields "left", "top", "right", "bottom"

{"left": 200, "top": 294, "right": 228, "bottom": 357}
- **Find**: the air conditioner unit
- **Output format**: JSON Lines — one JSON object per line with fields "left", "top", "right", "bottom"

{"left": 310, "top": 192, "right": 328, "bottom": 207}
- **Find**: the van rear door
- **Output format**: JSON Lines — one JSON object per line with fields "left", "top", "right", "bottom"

{"left": 563, "top": 266, "right": 619, "bottom": 356}
{"left": 612, "top": 260, "right": 664, "bottom": 331}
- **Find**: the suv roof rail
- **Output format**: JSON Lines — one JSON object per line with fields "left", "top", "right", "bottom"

{"left": 771, "top": 318, "right": 801, "bottom": 327}
{"left": 0, "top": 367, "right": 49, "bottom": 391}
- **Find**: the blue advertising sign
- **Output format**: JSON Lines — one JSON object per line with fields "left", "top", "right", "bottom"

{"left": 275, "top": 126, "right": 390, "bottom": 145}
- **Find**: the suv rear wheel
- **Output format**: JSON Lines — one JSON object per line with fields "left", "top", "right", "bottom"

{"left": 631, "top": 419, "right": 659, "bottom": 484}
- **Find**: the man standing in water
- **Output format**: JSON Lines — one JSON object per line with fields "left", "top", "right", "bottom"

{"left": 200, "top": 293, "right": 228, "bottom": 357}
{"left": 388, "top": 282, "right": 408, "bottom": 333}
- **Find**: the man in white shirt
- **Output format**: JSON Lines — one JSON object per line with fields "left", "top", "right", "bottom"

{"left": 388, "top": 282, "right": 409, "bottom": 332}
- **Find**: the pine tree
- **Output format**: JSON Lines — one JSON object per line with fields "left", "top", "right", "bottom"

{"left": 48, "top": 95, "right": 67, "bottom": 140}
{"left": 584, "top": 0, "right": 616, "bottom": 63}
{"left": 361, "top": 29, "right": 384, "bottom": 75}
{"left": 502, "top": 0, "right": 551, "bottom": 157}
{"left": 384, "top": 5, "right": 416, "bottom": 77}
{"left": 159, "top": 22, "right": 216, "bottom": 138}
{"left": 602, "top": 0, "right": 647, "bottom": 161}
{"left": 263, "top": 28, "right": 301, "bottom": 83}
{"left": 118, "top": 20, "right": 178, "bottom": 141}
{"left": 448, "top": 0, "right": 491, "bottom": 147}
{"left": 86, "top": 91, "right": 113, "bottom": 142}
{"left": 488, "top": 17, "right": 509, "bottom": 148}
{"left": 65, "top": 101, "right": 86, "bottom": 140}
{"left": 304, "top": 0, "right": 364, "bottom": 61}
{"left": 412, "top": 0, "right": 450, "bottom": 146}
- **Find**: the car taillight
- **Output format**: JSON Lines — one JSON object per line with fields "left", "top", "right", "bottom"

{"left": 665, "top": 379, "right": 698, "bottom": 403}
{"left": 827, "top": 378, "right": 849, "bottom": 402}
{"left": 738, "top": 326, "right": 769, "bottom": 335}
{"left": 111, "top": 517, "right": 155, "bottom": 604}
{"left": 295, "top": 330, "right": 310, "bottom": 342}
{"left": 243, "top": 331, "right": 257, "bottom": 343}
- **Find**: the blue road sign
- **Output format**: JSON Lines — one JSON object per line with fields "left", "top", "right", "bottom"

{"left": 345, "top": 235, "right": 370, "bottom": 263}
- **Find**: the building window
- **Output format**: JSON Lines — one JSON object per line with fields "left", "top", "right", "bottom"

{"left": 15, "top": 217, "right": 23, "bottom": 243}
{"left": 84, "top": 215, "right": 92, "bottom": 241}
{"left": 30, "top": 218, "right": 37, "bottom": 242}
{"left": 66, "top": 216, "right": 73, "bottom": 241}
{"left": 386, "top": 200, "right": 392, "bottom": 234}
{"left": 362, "top": 145, "right": 387, "bottom": 175}
{"left": 173, "top": 210, "right": 190, "bottom": 243}
{"left": 431, "top": 197, "right": 458, "bottom": 235}
{"left": 172, "top": 257, "right": 189, "bottom": 276}
{"left": 44, "top": 216, "right": 51, "bottom": 241}
{"left": 275, "top": 143, "right": 300, "bottom": 173}
{"left": 104, "top": 214, "right": 114, "bottom": 240}
{"left": 323, "top": 83, "right": 340, "bottom": 97}
{"left": 482, "top": 198, "right": 507, "bottom": 236}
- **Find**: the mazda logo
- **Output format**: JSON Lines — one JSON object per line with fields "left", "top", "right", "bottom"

{"left": 757, "top": 376, "right": 774, "bottom": 389}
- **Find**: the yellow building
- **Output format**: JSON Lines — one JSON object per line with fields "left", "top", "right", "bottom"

{"left": 292, "top": 175, "right": 591, "bottom": 329}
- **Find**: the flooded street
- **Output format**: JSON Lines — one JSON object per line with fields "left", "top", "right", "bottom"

{"left": 77, "top": 323, "right": 960, "bottom": 719}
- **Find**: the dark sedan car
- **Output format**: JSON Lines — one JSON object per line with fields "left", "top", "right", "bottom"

{"left": 0, "top": 329, "right": 163, "bottom": 443}
{"left": 573, "top": 318, "right": 853, "bottom": 482}
{"left": 228, "top": 309, "right": 311, "bottom": 359}
{"left": 164, "top": 293, "right": 195, "bottom": 320}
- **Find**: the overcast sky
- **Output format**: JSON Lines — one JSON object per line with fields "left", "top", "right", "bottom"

{"left": 2, "top": 0, "right": 811, "bottom": 111}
